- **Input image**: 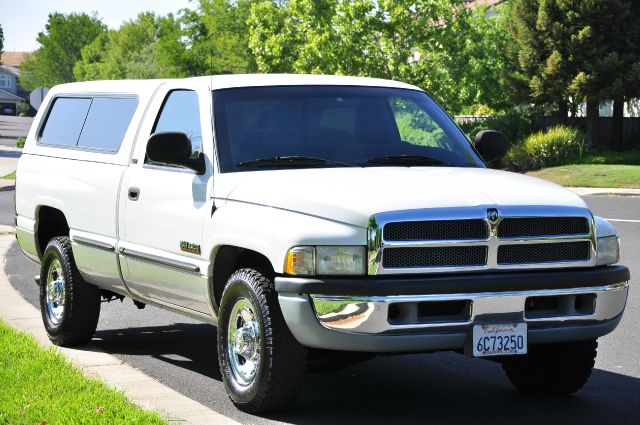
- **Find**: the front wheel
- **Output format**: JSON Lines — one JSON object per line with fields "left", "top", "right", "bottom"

{"left": 502, "top": 339, "right": 597, "bottom": 395}
{"left": 217, "top": 268, "right": 306, "bottom": 413}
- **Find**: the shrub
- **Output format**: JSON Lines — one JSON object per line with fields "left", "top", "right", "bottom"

{"left": 504, "top": 125, "right": 586, "bottom": 171}
{"left": 16, "top": 137, "right": 26, "bottom": 148}
{"left": 457, "top": 107, "right": 545, "bottom": 148}
{"left": 17, "top": 102, "right": 30, "bottom": 117}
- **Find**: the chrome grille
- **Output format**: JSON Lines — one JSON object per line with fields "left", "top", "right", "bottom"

{"left": 498, "top": 217, "right": 589, "bottom": 238}
{"left": 368, "top": 206, "right": 596, "bottom": 275}
{"left": 384, "top": 219, "right": 488, "bottom": 241}
{"left": 383, "top": 246, "right": 487, "bottom": 268}
{"left": 497, "top": 242, "right": 591, "bottom": 265}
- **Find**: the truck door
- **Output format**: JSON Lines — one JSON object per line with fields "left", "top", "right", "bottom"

{"left": 118, "top": 82, "right": 214, "bottom": 315}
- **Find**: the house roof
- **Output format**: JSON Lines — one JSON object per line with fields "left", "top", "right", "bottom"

{"left": 0, "top": 51, "right": 31, "bottom": 67}
{"left": 0, "top": 65, "right": 20, "bottom": 77}
{"left": 0, "top": 88, "right": 25, "bottom": 102}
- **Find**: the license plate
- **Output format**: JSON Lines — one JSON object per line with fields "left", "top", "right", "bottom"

{"left": 472, "top": 323, "right": 527, "bottom": 357}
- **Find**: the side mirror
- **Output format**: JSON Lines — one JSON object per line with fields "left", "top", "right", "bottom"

{"left": 475, "top": 130, "right": 508, "bottom": 163}
{"left": 146, "top": 132, "right": 206, "bottom": 175}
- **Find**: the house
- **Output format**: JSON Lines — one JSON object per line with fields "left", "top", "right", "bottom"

{"left": 0, "top": 51, "right": 32, "bottom": 116}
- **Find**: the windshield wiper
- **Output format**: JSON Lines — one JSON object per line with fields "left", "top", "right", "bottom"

{"left": 237, "top": 156, "right": 357, "bottom": 168}
{"left": 366, "top": 155, "right": 450, "bottom": 166}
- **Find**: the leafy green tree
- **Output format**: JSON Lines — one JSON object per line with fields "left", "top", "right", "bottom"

{"left": 0, "top": 24, "right": 4, "bottom": 61}
{"left": 505, "top": 0, "right": 575, "bottom": 121}
{"left": 19, "top": 13, "right": 106, "bottom": 89}
{"left": 457, "top": 5, "right": 514, "bottom": 114}
{"left": 74, "top": 12, "right": 179, "bottom": 80}
{"left": 506, "top": 0, "right": 640, "bottom": 148}
{"left": 74, "top": 1, "right": 260, "bottom": 80}
{"left": 566, "top": 0, "right": 640, "bottom": 150}
{"left": 248, "top": 0, "right": 479, "bottom": 114}
{"left": 189, "top": 0, "right": 261, "bottom": 74}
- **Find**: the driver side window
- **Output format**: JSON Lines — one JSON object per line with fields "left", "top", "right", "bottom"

{"left": 150, "top": 90, "right": 202, "bottom": 162}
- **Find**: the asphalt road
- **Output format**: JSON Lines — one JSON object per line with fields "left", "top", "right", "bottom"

{"left": 3, "top": 192, "right": 639, "bottom": 425}
{"left": 0, "top": 116, "right": 33, "bottom": 147}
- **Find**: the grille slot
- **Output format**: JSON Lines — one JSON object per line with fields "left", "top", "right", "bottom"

{"left": 383, "top": 246, "right": 487, "bottom": 268}
{"left": 384, "top": 219, "right": 489, "bottom": 241}
{"left": 497, "top": 241, "right": 591, "bottom": 265}
{"left": 498, "top": 217, "right": 589, "bottom": 238}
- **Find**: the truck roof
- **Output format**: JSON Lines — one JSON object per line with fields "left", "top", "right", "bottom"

{"left": 50, "top": 74, "right": 423, "bottom": 94}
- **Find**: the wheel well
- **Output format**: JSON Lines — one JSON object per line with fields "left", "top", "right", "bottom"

{"left": 36, "top": 207, "right": 69, "bottom": 257}
{"left": 211, "top": 246, "right": 274, "bottom": 310}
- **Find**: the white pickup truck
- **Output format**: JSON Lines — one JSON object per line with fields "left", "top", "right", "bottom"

{"left": 15, "top": 74, "right": 629, "bottom": 413}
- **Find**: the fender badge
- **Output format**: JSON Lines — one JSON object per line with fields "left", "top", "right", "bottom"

{"left": 487, "top": 208, "right": 499, "bottom": 222}
{"left": 180, "top": 241, "right": 201, "bottom": 255}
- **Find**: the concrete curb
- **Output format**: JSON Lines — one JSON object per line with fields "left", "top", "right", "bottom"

{"left": 0, "top": 233, "right": 240, "bottom": 425}
{"left": 567, "top": 187, "right": 640, "bottom": 196}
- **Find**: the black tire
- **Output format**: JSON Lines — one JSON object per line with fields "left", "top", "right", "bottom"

{"left": 502, "top": 339, "right": 597, "bottom": 395}
{"left": 217, "top": 268, "right": 306, "bottom": 413}
{"left": 39, "top": 236, "right": 101, "bottom": 346}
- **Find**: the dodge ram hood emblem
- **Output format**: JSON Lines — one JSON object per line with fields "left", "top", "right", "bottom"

{"left": 487, "top": 208, "right": 499, "bottom": 222}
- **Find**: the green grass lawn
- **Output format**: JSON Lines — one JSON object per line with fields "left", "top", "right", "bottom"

{"left": 581, "top": 149, "right": 640, "bottom": 165}
{"left": 0, "top": 320, "right": 166, "bottom": 425}
{"left": 0, "top": 171, "right": 15, "bottom": 180}
{"left": 528, "top": 164, "right": 640, "bottom": 188}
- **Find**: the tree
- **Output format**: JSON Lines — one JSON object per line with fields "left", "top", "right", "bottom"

{"left": 505, "top": 1, "right": 577, "bottom": 122}
{"left": 506, "top": 0, "right": 640, "bottom": 149}
{"left": 248, "top": 0, "right": 480, "bottom": 114}
{"left": 0, "top": 24, "right": 4, "bottom": 61}
{"left": 74, "top": 12, "right": 182, "bottom": 81}
{"left": 561, "top": 0, "right": 640, "bottom": 149}
{"left": 74, "top": 1, "right": 260, "bottom": 80}
{"left": 189, "top": 0, "right": 261, "bottom": 74}
{"left": 19, "top": 13, "right": 106, "bottom": 89}
{"left": 457, "top": 5, "right": 515, "bottom": 114}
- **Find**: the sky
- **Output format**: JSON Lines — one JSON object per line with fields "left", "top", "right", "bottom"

{"left": 1, "top": 0, "right": 197, "bottom": 52}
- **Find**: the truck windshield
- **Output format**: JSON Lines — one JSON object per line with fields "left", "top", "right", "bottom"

{"left": 212, "top": 86, "right": 484, "bottom": 172}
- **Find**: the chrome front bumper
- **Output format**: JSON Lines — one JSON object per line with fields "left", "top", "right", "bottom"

{"left": 309, "top": 283, "right": 628, "bottom": 335}
{"left": 276, "top": 267, "right": 630, "bottom": 353}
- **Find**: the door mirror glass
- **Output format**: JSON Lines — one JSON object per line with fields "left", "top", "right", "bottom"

{"left": 475, "top": 130, "right": 508, "bottom": 162}
{"left": 146, "top": 132, "right": 206, "bottom": 174}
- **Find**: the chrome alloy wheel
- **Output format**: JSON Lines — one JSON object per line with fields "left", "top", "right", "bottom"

{"left": 45, "top": 258, "right": 66, "bottom": 325}
{"left": 227, "top": 297, "right": 262, "bottom": 386}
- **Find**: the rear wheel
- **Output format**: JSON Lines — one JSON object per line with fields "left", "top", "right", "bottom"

{"left": 502, "top": 339, "right": 597, "bottom": 395}
{"left": 217, "top": 268, "right": 306, "bottom": 413}
{"left": 39, "top": 236, "right": 101, "bottom": 346}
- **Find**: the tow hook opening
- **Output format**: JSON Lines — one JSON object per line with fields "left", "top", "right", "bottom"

{"left": 525, "top": 293, "right": 595, "bottom": 319}
{"left": 388, "top": 300, "right": 472, "bottom": 325}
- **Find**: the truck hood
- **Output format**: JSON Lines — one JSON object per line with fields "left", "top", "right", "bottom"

{"left": 216, "top": 167, "right": 588, "bottom": 228}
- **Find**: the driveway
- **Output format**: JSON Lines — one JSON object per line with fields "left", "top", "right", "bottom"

{"left": 0, "top": 115, "right": 33, "bottom": 147}
{"left": 3, "top": 192, "right": 639, "bottom": 425}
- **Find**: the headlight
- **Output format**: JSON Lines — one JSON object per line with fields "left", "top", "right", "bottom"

{"left": 316, "top": 246, "right": 366, "bottom": 275}
{"left": 285, "top": 246, "right": 366, "bottom": 275}
{"left": 596, "top": 235, "right": 620, "bottom": 266}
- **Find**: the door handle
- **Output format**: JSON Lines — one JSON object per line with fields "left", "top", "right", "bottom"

{"left": 128, "top": 187, "right": 140, "bottom": 201}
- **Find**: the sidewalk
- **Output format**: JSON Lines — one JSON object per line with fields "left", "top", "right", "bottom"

{"left": 0, "top": 148, "right": 20, "bottom": 177}
{"left": 0, "top": 232, "right": 239, "bottom": 425}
